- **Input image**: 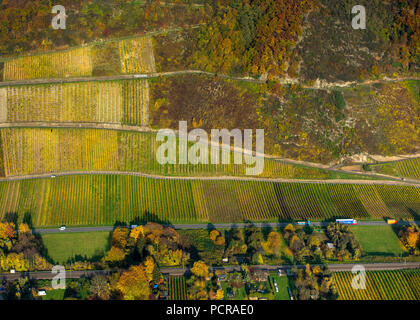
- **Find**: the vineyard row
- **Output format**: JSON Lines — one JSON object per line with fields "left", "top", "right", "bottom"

{"left": 334, "top": 270, "right": 420, "bottom": 300}
{"left": 2, "top": 36, "right": 155, "bottom": 81}
{"left": 0, "top": 80, "right": 149, "bottom": 126}
{"left": 0, "top": 175, "right": 417, "bottom": 227}
{"left": 0, "top": 128, "right": 344, "bottom": 180}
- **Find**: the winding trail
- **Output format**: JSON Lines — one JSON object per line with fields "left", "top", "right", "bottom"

{"left": 1, "top": 122, "right": 419, "bottom": 183}
{"left": 0, "top": 71, "right": 418, "bottom": 182}
{"left": 0, "top": 69, "right": 418, "bottom": 90}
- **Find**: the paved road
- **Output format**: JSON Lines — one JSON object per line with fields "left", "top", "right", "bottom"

{"left": 0, "top": 270, "right": 110, "bottom": 281}
{"left": 33, "top": 220, "right": 420, "bottom": 234}
{"left": 1, "top": 262, "right": 419, "bottom": 281}
{"left": 1, "top": 170, "right": 419, "bottom": 187}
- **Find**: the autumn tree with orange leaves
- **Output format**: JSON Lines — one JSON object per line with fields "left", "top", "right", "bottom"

{"left": 399, "top": 224, "right": 420, "bottom": 255}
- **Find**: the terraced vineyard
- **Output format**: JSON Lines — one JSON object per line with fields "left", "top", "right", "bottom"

{"left": 334, "top": 270, "right": 420, "bottom": 300}
{"left": 3, "top": 47, "right": 93, "bottom": 81}
{"left": 0, "top": 175, "right": 417, "bottom": 227}
{"left": 367, "top": 158, "right": 420, "bottom": 180}
{"left": 1, "top": 35, "right": 156, "bottom": 81}
{"left": 119, "top": 36, "right": 156, "bottom": 74}
{"left": 1, "top": 80, "right": 149, "bottom": 125}
{"left": 168, "top": 277, "right": 187, "bottom": 300}
{"left": 0, "top": 128, "right": 358, "bottom": 180}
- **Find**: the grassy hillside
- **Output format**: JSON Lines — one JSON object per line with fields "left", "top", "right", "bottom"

{"left": 150, "top": 75, "right": 420, "bottom": 163}
{"left": 365, "top": 158, "right": 420, "bottom": 180}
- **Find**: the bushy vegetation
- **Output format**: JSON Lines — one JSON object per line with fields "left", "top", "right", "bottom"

{"left": 398, "top": 224, "right": 420, "bottom": 255}
{"left": 0, "top": 222, "right": 51, "bottom": 272}
{"left": 151, "top": 75, "right": 419, "bottom": 163}
{"left": 103, "top": 223, "right": 190, "bottom": 268}
{"left": 325, "top": 223, "right": 361, "bottom": 260}
{"left": 0, "top": 0, "right": 209, "bottom": 57}
{"left": 150, "top": 74, "right": 260, "bottom": 130}
{"left": 282, "top": 222, "right": 362, "bottom": 263}
{"left": 291, "top": 264, "right": 337, "bottom": 300}
{"left": 297, "top": 0, "right": 420, "bottom": 81}
{"left": 190, "top": 0, "right": 315, "bottom": 78}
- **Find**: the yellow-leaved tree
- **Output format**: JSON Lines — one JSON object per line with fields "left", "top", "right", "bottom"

{"left": 191, "top": 261, "right": 209, "bottom": 279}
{"left": 116, "top": 265, "right": 151, "bottom": 300}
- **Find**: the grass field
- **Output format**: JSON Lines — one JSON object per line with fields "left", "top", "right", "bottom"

{"left": 41, "top": 289, "right": 65, "bottom": 300}
{"left": 221, "top": 281, "right": 248, "bottom": 300}
{"left": 334, "top": 269, "right": 420, "bottom": 300}
{"left": 41, "top": 232, "right": 110, "bottom": 264}
{"left": 0, "top": 175, "right": 417, "bottom": 227}
{"left": 350, "top": 226, "right": 406, "bottom": 257}
{"left": 268, "top": 274, "right": 290, "bottom": 300}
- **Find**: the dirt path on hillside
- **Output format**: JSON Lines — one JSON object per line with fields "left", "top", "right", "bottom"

{"left": 0, "top": 69, "right": 418, "bottom": 89}
{"left": 1, "top": 121, "right": 419, "bottom": 183}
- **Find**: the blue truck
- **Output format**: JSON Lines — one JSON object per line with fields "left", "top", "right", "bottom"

{"left": 335, "top": 219, "right": 357, "bottom": 225}
{"left": 297, "top": 220, "right": 311, "bottom": 226}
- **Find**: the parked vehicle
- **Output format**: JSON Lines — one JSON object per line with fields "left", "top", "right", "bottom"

{"left": 296, "top": 220, "right": 311, "bottom": 226}
{"left": 335, "top": 219, "right": 357, "bottom": 225}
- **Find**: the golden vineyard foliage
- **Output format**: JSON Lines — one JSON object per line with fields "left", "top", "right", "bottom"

{"left": 4, "top": 79, "right": 149, "bottom": 126}
{"left": 119, "top": 36, "right": 156, "bottom": 74}
{"left": 4, "top": 47, "right": 92, "bottom": 80}
{"left": 3, "top": 35, "right": 156, "bottom": 81}
{"left": 335, "top": 270, "right": 420, "bottom": 300}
